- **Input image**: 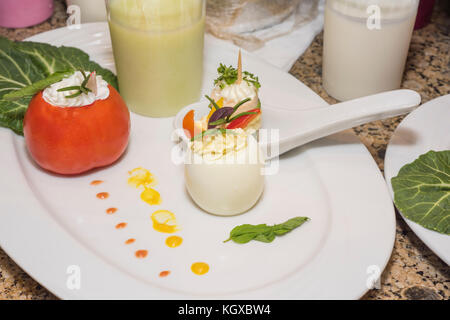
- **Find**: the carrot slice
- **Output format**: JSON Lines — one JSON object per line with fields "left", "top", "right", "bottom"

{"left": 182, "top": 109, "right": 195, "bottom": 138}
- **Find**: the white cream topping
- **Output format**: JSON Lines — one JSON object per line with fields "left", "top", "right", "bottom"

{"left": 43, "top": 71, "right": 110, "bottom": 107}
{"left": 211, "top": 81, "right": 257, "bottom": 107}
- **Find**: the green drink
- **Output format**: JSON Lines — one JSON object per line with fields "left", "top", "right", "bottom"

{"left": 106, "top": 0, "right": 205, "bottom": 117}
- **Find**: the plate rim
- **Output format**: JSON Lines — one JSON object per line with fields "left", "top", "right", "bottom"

{"left": 0, "top": 22, "right": 396, "bottom": 299}
{"left": 384, "top": 94, "right": 450, "bottom": 265}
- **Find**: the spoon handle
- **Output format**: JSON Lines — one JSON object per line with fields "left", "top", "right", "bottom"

{"left": 263, "top": 89, "right": 421, "bottom": 159}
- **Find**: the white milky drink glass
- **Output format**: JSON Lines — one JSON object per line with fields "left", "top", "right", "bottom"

{"left": 106, "top": 0, "right": 205, "bottom": 117}
{"left": 322, "top": 0, "right": 419, "bottom": 101}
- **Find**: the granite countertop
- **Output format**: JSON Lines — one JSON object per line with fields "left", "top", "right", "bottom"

{"left": 0, "top": 0, "right": 448, "bottom": 300}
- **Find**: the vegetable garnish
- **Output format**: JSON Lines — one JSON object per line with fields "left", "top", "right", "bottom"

{"left": 224, "top": 217, "right": 310, "bottom": 244}
{"left": 228, "top": 111, "right": 259, "bottom": 122}
{"left": 391, "top": 150, "right": 450, "bottom": 235}
{"left": 0, "top": 37, "right": 118, "bottom": 135}
{"left": 207, "top": 97, "right": 253, "bottom": 128}
{"left": 230, "top": 97, "right": 251, "bottom": 115}
{"left": 208, "top": 107, "right": 235, "bottom": 129}
{"left": 3, "top": 70, "right": 74, "bottom": 100}
{"left": 57, "top": 70, "right": 92, "bottom": 98}
{"left": 214, "top": 63, "right": 261, "bottom": 90}
{"left": 226, "top": 109, "right": 260, "bottom": 129}
{"left": 209, "top": 110, "right": 258, "bottom": 127}
{"left": 206, "top": 97, "right": 223, "bottom": 122}
{"left": 205, "top": 95, "right": 221, "bottom": 111}
{"left": 182, "top": 109, "right": 196, "bottom": 139}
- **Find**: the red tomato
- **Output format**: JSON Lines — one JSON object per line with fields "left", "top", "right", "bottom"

{"left": 23, "top": 85, "right": 130, "bottom": 175}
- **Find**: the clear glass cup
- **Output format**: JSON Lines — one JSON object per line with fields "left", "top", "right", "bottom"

{"left": 322, "top": 0, "right": 419, "bottom": 101}
{"left": 106, "top": 0, "right": 205, "bottom": 117}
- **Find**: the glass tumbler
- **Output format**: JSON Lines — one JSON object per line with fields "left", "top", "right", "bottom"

{"left": 322, "top": 0, "right": 419, "bottom": 101}
{"left": 106, "top": 0, "right": 205, "bottom": 117}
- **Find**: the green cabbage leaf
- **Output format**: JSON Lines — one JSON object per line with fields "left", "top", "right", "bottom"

{"left": 392, "top": 150, "right": 450, "bottom": 235}
{"left": 0, "top": 37, "right": 118, "bottom": 135}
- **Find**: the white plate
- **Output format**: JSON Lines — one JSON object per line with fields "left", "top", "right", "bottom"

{"left": 0, "top": 23, "right": 395, "bottom": 299}
{"left": 384, "top": 94, "right": 450, "bottom": 265}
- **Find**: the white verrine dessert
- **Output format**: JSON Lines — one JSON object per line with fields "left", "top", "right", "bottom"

{"left": 184, "top": 129, "right": 264, "bottom": 216}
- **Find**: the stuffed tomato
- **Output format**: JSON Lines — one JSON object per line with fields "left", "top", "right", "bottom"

{"left": 24, "top": 71, "right": 130, "bottom": 175}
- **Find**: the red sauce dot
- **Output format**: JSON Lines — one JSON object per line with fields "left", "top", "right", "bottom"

{"left": 96, "top": 192, "right": 109, "bottom": 199}
{"left": 90, "top": 180, "right": 104, "bottom": 186}
{"left": 115, "top": 222, "right": 127, "bottom": 229}
{"left": 159, "top": 270, "right": 170, "bottom": 277}
{"left": 125, "top": 238, "right": 135, "bottom": 245}
{"left": 135, "top": 250, "right": 148, "bottom": 258}
{"left": 106, "top": 207, "right": 117, "bottom": 214}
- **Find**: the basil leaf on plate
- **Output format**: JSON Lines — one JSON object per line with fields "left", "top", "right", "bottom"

{"left": 273, "top": 216, "right": 310, "bottom": 235}
{"left": 391, "top": 150, "right": 450, "bottom": 235}
{"left": 0, "top": 37, "right": 118, "bottom": 135}
{"left": 224, "top": 217, "right": 310, "bottom": 244}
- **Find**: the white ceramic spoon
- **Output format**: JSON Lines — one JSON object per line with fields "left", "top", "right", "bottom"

{"left": 173, "top": 89, "right": 421, "bottom": 159}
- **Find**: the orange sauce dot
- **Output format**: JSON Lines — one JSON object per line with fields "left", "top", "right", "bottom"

{"left": 125, "top": 238, "right": 135, "bottom": 245}
{"left": 90, "top": 180, "right": 104, "bottom": 186}
{"left": 96, "top": 192, "right": 109, "bottom": 199}
{"left": 165, "top": 236, "right": 183, "bottom": 248}
{"left": 191, "top": 262, "right": 209, "bottom": 275}
{"left": 135, "top": 250, "right": 148, "bottom": 258}
{"left": 106, "top": 207, "right": 117, "bottom": 214}
{"left": 115, "top": 222, "right": 127, "bottom": 229}
{"left": 140, "top": 187, "right": 161, "bottom": 206}
{"left": 159, "top": 270, "right": 170, "bottom": 277}
{"left": 128, "top": 167, "right": 156, "bottom": 188}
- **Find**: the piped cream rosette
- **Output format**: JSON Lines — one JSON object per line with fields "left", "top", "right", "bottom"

{"left": 210, "top": 81, "right": 259, "bottom": 113}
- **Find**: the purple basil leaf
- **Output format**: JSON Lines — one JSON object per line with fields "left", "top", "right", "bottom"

{"left": 208, "top": 107, "right": 235, "bottom": 129}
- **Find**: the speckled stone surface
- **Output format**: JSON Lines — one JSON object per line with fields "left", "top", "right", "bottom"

{"left": 290, "top": 0, "right": 450, "bottom": 300}
{"left": 0, "top": 0, "right": 448, "bottom": 300}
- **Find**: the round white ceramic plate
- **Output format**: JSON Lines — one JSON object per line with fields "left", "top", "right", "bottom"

{"left": 0, "top": 23, "right": 395, "bottom": 299}
{"left": 384, "top": 94, "right": 450, "bottom": 265}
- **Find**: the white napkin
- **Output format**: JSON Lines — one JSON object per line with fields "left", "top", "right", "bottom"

{"left": 212, "top": 0, "right": 325, "bottom": 72}
{"left": 252, "top": 0, "right": 325, "bottom": 71}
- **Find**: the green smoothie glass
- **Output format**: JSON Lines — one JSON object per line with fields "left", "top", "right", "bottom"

{"left": 106, "top": 0, "right": 205, "bottom": 117}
